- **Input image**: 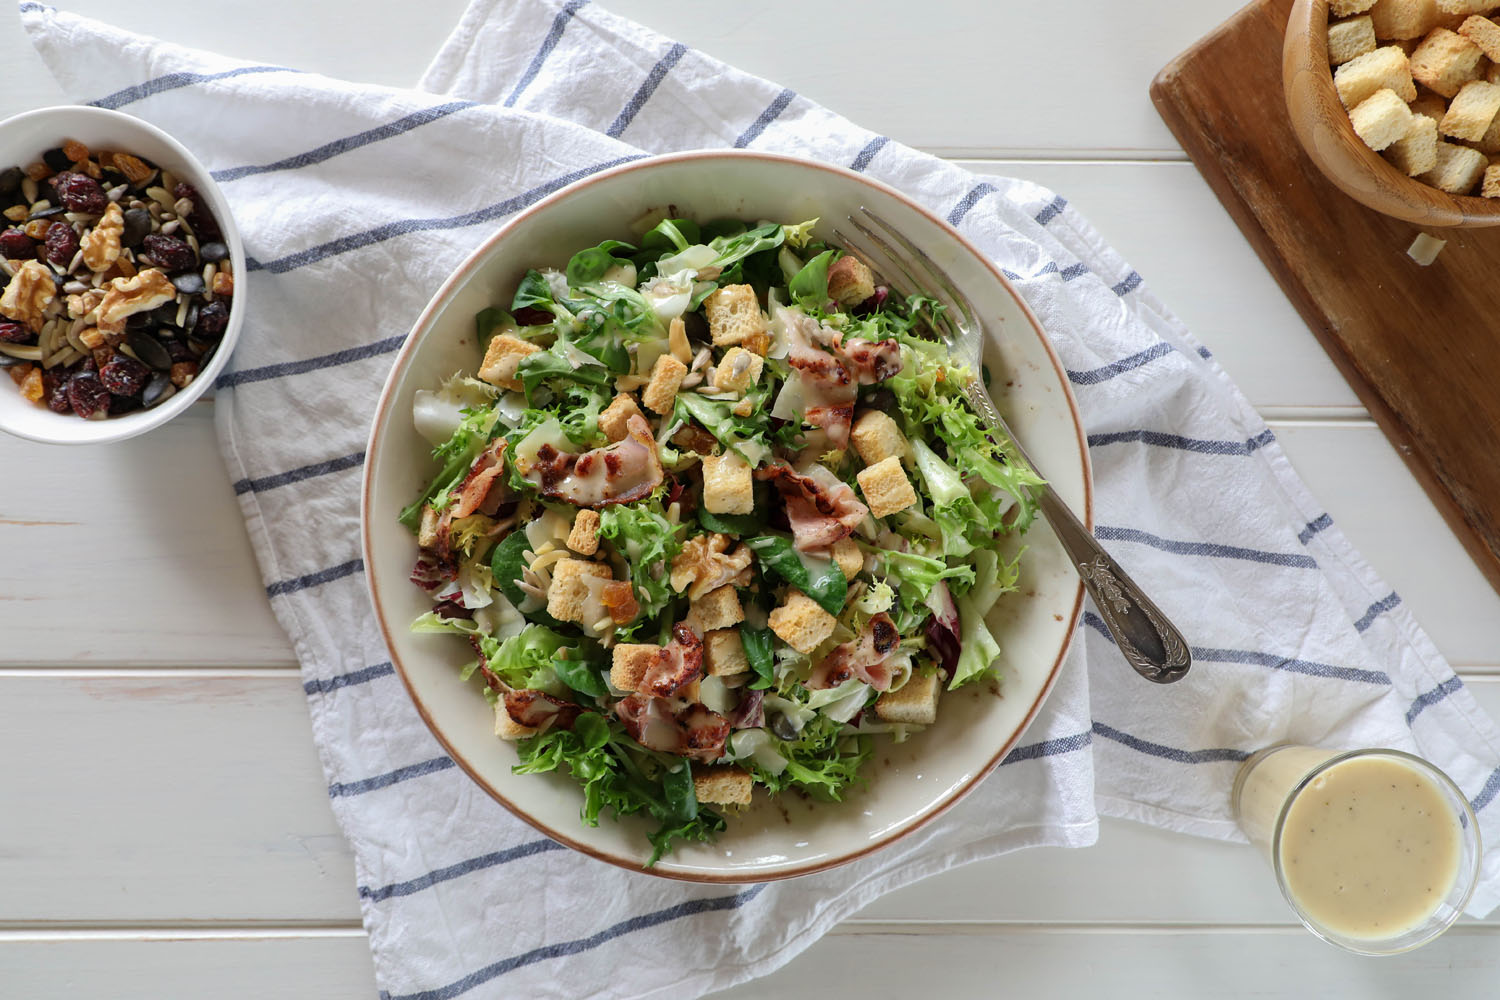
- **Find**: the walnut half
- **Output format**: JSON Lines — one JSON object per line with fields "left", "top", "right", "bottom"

{"left": 669, "top": 532, "right": 753, "bottom": 601}
{"left": 80, "top": 202, "right": 123, "bottom": 272}
{"left": 96, "top": 267, "right": 175, "bottom": 335}
{"left": 0, "top": 260, "right": 57, "bottom": 332}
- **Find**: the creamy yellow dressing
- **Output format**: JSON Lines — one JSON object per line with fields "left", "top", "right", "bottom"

{"left": 1277, "top": 756, "right": 1462, "bottom": 940}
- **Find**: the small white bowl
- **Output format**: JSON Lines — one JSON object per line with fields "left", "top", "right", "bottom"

{"left": 0, "top": 105, "right": 245, "bottom": 445}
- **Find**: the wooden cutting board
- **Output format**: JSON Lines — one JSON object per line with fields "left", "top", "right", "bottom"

{"left": 1152, "top": 0, "right": 1500, "bottom": 597}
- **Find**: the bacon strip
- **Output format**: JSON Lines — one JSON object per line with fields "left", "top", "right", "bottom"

{"left": 808, "top": 612, "right": 901, "bottom": 692}
{"left": 757, "top": 460, "right": 869, "bottom": 550}
{"left": 641, "top": 623, "right": 704, "bottom": 698}
{"left": 788, "top": 338, "right": 855, "bottom": 449}
{"left": 503, "top": 689, "right": 582, "bottom": 733}
{"left": 836, "top": 335, "right": 902, "bottom": 384}
{"left": 517, "top": 413, "right": 664, "bottom": 508}
{"left": 615, "top": 694, "right": 730, "bottom": 761}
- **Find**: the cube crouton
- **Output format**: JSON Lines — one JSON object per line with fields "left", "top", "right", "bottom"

{"left": 850, "top": 409, "right": 909, "bottom": 465}
{"left": 1483, "top": 162, "right": 1500, "bottom": 194}
{"left": 703, "top": 284, "right": 767, "bottom": 349}
{"left": 686, "top": 584, "right": 744, "bottom": 634}
{"left": 693, "top": 765, "right": 753, "bottom": 806}
{"left": 704, "top": 629, "right": 750, "bottom": 676}
{"left": 831, "top": 536, "right": 864, "bottom": 581}
{"left": 1337, "top": 46, "right": 1418, "bottom": 108}
{"left": 1410, "top": 29, "right": 1484, "bottom": 97}
{"left": 599, "top": 392, "right": 644, "bottom": 442}
{"left": 1329, "top": 16, "right": 1378, "bottom": 65}
{"left": 1478, "top": 109, "right": 1500, "bottom": 150}
{"left": 1332, "top": 0, "right": 1377, "bottom": 12}
{"left": 568, "top": 509, "right": 601, "bottom": 556}
{"left": 1440, "top": 79, "right": 1500, "bottom": 137}
{"left": 874, "top": 672, "right": 941, "bottom": 725}
{"left": 477, "top": 334, "right": 540, "bottom": 392}
{"left": 1421, "top": 140, "right": 1489, "bottom": 189}
{"left": 1410, "top": 92, "right": 1450, "bottom": 120}
{"left": 701, "top": 450, "right": 754, "bottom": 515}
{"left": 826, "top": 255, "right": 876, "bottom": 307}
{"left": 610, "top": 643, "right": 661, "bottom": 691}
{"left": 1371, "top": 0, "right": 1447, "bottom": 39}
{"left": 546, "top": 558, "right": 612, "bottom": 624}
{"left": 418, "top": 505, "right": 440, "bottom": 549}
{"left": 857, "top": 455, "right": 918, "bottom": 519}
{"left": 711, "top": 346, "right": 765, "bottom": 393}
{"left": 495, "top": 700, "right": 538, "bottom": 740}
{"left": 1460, "top": 14, "right": 1500, "bottom": 59}
{"left": 642, "top": 354, "right": 687, "bottom": 415}
{"left": 1386, "top": 114, "right": 1442, "bottom": 172}
{"left": 1351, "top": 89, "right": 1417, "bottom": 149}
{"left": 1488, "top": 60, "right": 1500, "bottom": 82}
{"left": 768, "top": 589, "right": 837, "bottom": 654}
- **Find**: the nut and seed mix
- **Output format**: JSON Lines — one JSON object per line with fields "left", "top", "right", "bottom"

{"left": 0, "top": 139, "right": 234, "bottom": 419}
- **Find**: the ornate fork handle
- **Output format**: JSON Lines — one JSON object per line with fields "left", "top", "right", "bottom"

{"left": 962, "top": 378, "right": 1191, "bottom": 684}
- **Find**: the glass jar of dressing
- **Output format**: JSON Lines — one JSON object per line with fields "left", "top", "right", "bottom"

{"left": 1231, "top": 745, "right": 1482, "bottom": 955}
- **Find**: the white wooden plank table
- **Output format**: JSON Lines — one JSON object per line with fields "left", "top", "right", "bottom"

{"left": 4, "top": 1, "right": 1500, "bottom": 996}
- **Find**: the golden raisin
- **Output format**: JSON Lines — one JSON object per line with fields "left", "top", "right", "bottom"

{"left": 212, "top": 269, "right": 234, "bottom": 297}
{"left": 169, "top": 360, "right": 198, "bottom": 388}
{"left": 62, "top": 139, "right": 89, "bottom": 163}
{"left": 23, "top": 219, "right": 50, "bottom": 240}
{"left": 24, "top": 162, "right": 52, "bottom": 181}
{"left": 111, "top": 153, "right": 154, "bottom": 186}
{"left": 7, "top": 361, "right": 33, "bottom": 386}
{"left": 18, "top": 365, "right": 44, "bottom": 403}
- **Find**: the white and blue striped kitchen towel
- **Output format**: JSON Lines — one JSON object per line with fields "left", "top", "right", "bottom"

{"left": 23, "top": 0, "right": 1500, "bottom": 996}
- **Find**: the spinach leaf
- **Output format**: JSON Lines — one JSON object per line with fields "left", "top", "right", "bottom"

{"left": 710, "top": 221, "right": 784, "bottom": 269}
{"left": 746, "top": 535, "right": 847, "bottom": 615}
{"left": 742, "top": 626, "right": 776, "bottom": 690}
{"left": 489, "top": 530, "right": 533, "bottom": 608}
{"left": 517, "top": 349, "right": 611, "bottom": 399}
{"left": 641, "top": 218, "right": 698, "bottom": 254}
{"left": 660, "top": 762, "right": 699, "bottom": 824}
{"left": 511, "top": 269, "right": 555, "bottom": 311}
{"left": 789, "top": 249, "right": 836, "bottom": 307}
{"left": 566, "top": 239, "right": 634, "bottom": 286}
{"left": 554, "top": 650, "right": 609, "bottom": 699}
{"left": 696, "top": 505, "right": 765, "bottom": 536}
{"left": 475, "top": 307, "right": 511, "bottom": 354}
{"left": 573, "top": 711, "right": 611, "bottom": 751}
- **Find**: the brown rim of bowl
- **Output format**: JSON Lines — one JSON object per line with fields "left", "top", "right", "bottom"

{"left": 360, "top": 149, "right": 1091, "bottom": 883}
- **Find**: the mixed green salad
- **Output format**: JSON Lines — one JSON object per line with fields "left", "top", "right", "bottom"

{"left": 402, "top": 215, "right": 1042, "bottom": 864}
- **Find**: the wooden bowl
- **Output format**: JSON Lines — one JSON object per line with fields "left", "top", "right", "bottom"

{"left": 1284, "top": 0, "right": 1500, "bottom": 227}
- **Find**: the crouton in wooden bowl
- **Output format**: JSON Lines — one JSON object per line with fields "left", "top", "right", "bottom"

{"left": 1285, "top": 0, "right": 1500, "bottom": 226}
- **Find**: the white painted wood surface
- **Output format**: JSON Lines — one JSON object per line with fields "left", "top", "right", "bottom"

{"left": 3, "top": 0, "right": 1499, "bottom": 996}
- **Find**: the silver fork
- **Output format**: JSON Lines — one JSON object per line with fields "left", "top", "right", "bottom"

{"left": 835, "top": 206, "right": 1191, "bottom": 684}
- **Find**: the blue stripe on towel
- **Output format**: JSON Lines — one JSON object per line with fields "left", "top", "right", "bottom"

{"left": 232, "top": 450, "right": 365, "bottom": 495}
{"left": 1406, "top": 676, "right": 1465, "bottom": 726}
{"left": 244, "top": 154, "right": 645, "bottom": 274}
{"left": 361, "top": 840, "right": 567, "bottom": 902}
{"left": 1469, "top": 765, "right": 1500, "bottom": 813}
{"left": 1034, "top": 196, "right": 1067, "bottom": 226}
{"left": 606, "top": 43, "right": 688, "bottom": 138}
{"left": 1353, "top": 592, "right": 1401, "bottom": 632}
{"left": 304, "top": 662, "right": 396, "bottom": 696}
{"left": 1297, "top": 513, "right": 1333, "bottom": 545}
{"left": 733, "top": 89, "right": 796, "bottom": 148}
{"left": 379, "top": 884, "right": 767, "bottom": 1000}
{"left": 1066, "top": 342, "right": 1175, "bottom": 385}
{"left": 91, "top": 65, "right": 297, "bottom": 110}
{"left": 213, "top": 101, "right": 478, "bottom": 182}
{"left": 947, "top": 182, "right": 997, "bottom": 227}
{"left": 504, "top": 0, "right": 591, "bottom": 108}
{"left": 218, "top": 335, "right": 406, "bottom": 389}
{"left": 1111, "top": 272, "right": 1143, "bottom": 296}
{"left": 328, "top": 755, "right": 455, "bottom": 798}
{"left": 1002, "top": 730, "right": 1093, "bottom": 764}
{"left": 1094, "top": 525, "right": 1319, "bottom": 569}
{"left": 265, "top": 558, "right": 364, "bottom": 598}
{"left": 850, "top": 136, "right": 889, "bottom": 173}
{"left": 1086, "top": 427, "right": 1274, "bottom": 456}
{"left": 1091, "top": 721, "right": 1250, "bottom": 764}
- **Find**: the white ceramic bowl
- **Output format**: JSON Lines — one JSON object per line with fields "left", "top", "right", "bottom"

{"left": 363, "top": 150, "right": 1090, "bottom": 881}
{"left": 0, "top": 105, "right": 245, "bottom": 445}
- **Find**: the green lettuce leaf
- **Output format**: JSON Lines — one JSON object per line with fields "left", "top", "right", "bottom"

{"left": 746, "top": 535, "right": 847, "bottom": 615}
{"left": 598, "top": 500, "right": 683, "bottom": 622}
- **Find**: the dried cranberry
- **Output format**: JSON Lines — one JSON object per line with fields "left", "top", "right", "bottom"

{"left": 45, "top": 378, "right": 71, "bottom": 414}
{"left": 141, "top": 233, "right": 196, "bottom": 272}
{"left": 98, "top": 354, "right": 151, "bottom": 396}
{"left": 42, "top": 221, "right": 78, "bottom": 266}
{"left": 65, "top": 373, "right": 110, "bottom": 418}
{"left": 51, "top": 172, "right": 108, "bottom": 214}
{"left": 0, "top": 228, "right": 35, "bottom": 260}
{"left": 194, "top": 299, "right": 229, "bottom": 339}
{"left": 173, "top": 182, "right": 222, "bottom": 242}
{"left": 0, "top": 320, "right": 31, "bottom": 344}
{"left": 162, "top": 337, "right": 196, "bottom": 363}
